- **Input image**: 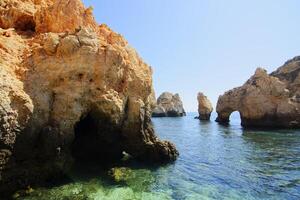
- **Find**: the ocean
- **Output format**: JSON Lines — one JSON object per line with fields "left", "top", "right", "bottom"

{"left": 22, "top": 112, "right": 300, "bottom": 200}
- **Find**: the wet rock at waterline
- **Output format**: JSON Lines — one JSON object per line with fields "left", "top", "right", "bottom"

{"left": 196, "top": 92, "right": 213, "bottom": 120}
{"left": 0, "top": 0, "right": 178, "bottom": 196}
{"left": 216, "top": 56, "right": 300, "bottom": 128}
{"left": 152, "top": 92, "right": 186, "bottom": 117}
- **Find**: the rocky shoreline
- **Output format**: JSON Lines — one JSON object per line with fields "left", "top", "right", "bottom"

{"left": 0, "top": 0, "right": 178, "bottom": 197}
{"left": 1, "top": 0, "right": 300, "bottom": 198}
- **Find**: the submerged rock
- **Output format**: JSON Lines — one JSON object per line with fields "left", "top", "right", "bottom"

{"left": 12, "top": 186, "right": 34, "bottom": 199}
{"left": 108, "top": 167, "right": 154, "bottom": 191}
{"left": 197, "top": 92, "right": 213, "bottom": 120}
{"left": 109, "top": 167, "right": 133, "bottom": 183}
{"left": 0, "top": 0, "right": 178, "bottom": 196}
{"left": 152, "top": 92, "right": 186, "bottom": 117}
{"left": 216, "top": 56, "right": 300, "bottom": 128}
{"left": 20, "top": 177, "right": 170, "bottom": 200}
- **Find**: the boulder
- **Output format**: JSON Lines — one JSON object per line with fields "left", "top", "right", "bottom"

{"left": 216, "top": 56, "right": 300, "bottom": 128}
{"left": 0, "top": 0, "right": 178, "bottom": 196}
{"left": 197, "top": 92, "right": 213, "bottom": 120}
{"left": 152, "top": 92, "right": 186, "bottom": 117}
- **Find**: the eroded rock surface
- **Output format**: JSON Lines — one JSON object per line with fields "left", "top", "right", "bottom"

{"left": 0, "top": 0, "right": 178, "bottom": 196}
{"left": 197, "top": 92, "right": 213, "bottom": 120}
{"left": 216, "top": 56, "right": 300, "bottom": 128}
{"left": 152, "top": 92, "right": 186, "bottom": 117}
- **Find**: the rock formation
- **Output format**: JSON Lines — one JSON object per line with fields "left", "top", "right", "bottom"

{"left": 152, "top": 92, "right": 186, "bottom": 117}
{"left": 216, "top": 56, "right": 300, "bottom": 128}
{"left": 197, "top": 92, "right": 213, "bottom": 120}
{"left": 0, "top": 0, "right": 178, "bottom": 196}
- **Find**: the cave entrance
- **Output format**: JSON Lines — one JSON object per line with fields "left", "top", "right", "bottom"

{"left": 15, "top": 16, "right": 36, "bottom": 32}
{"left": 71, "top": 112, "right": 124, "bottom": 165}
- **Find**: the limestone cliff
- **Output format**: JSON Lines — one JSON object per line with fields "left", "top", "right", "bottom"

{"left": 152, "top": 92, "right": 186, "bottom": 117}
{"left": 0, "top": 0, "right": 178, "bottom": 196}
{"left": 197, "top": 92, "right": 213, "bottom": 120}
{"left": 216, "top": 56, "right": 300, "bottom": 128}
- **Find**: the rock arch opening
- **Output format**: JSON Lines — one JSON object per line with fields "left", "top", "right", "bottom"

{"left": 216, "top": 110, "right": 242, "bottom": 125}
{"left": 229, "top": 111, "right": 241, "bottom": 126}
{"left": 71, "top": 112, "right": 124, "bottom": 164}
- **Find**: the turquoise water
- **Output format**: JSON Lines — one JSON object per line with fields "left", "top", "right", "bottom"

{"left": 21, "top": 112, "right": 300, "bottom": 200}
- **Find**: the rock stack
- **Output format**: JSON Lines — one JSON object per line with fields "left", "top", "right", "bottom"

{"left": 152, "top": 92, "right": 186, "bottom": 117}
{"left": 197, "top": 92, "right": 213, "bottom": 120}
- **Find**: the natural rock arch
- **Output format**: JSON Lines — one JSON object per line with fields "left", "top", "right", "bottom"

{"left": 216, "top": 63, "right": 300, "bottom": 128}
{"left": 216, "top": 109, "right": 242, "bottom": 125}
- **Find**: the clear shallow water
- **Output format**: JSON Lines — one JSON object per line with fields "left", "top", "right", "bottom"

{"left": 22, "top": 112, "right": 300, "bottom": 200}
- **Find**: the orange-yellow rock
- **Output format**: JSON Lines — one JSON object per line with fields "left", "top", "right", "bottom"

{"left": 0, "top": 0, "right": 178, "bottom": 196}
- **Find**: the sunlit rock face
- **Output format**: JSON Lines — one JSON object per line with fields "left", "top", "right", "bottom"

{"left": 216, "top": 56, "right": 300, "bottom": 128}
{"left": 152, "top": 92, "right": 186, "bottom": 117}
{"left": 197, "top": 92, "right": 213, "bottom": 120}
{"left": 0, "top": 0, "right": 178, "bottom": 196}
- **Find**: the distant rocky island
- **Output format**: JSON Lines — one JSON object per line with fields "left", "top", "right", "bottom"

{"left": 0, "top": 0, "right": 178, "bottom": 197}
{"left": 152, "top": 92, "right": 186, "bottom": 117}
{"left": 216, "top": 56, "right": 300, "bottom": 128}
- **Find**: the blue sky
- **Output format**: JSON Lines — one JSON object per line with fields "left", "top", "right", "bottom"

{"left": 83, "top": 0, "right": 300, "bottom": 112}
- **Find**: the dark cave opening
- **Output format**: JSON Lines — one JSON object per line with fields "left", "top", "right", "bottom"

{"left": 15, "top": 16, "right": 36, "bottom": 32}
{"left": 71, "top": 113, "right": 124, "bottom": 165}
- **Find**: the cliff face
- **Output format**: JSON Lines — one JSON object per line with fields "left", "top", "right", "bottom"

{"left": 216, "top": 57, "right": 300, "bottom": 128}
{"left": 197, "top": 92, "right": 213, "bottom": 120}
{"left": 152, "top": 92, "right": 186, "bottom": 117}
{"left": 0, "top": 0, "right": 178, "bottom": 195}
